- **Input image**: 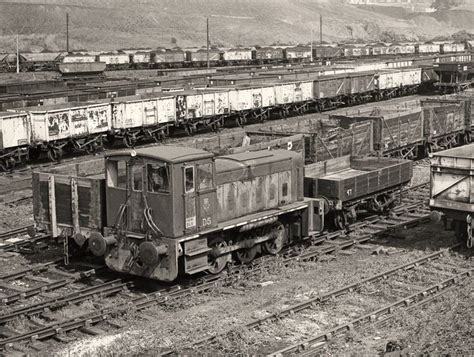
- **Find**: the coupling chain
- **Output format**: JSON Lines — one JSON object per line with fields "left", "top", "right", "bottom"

{"left": 466, "top": 215, "right": 473, "bottom": 249}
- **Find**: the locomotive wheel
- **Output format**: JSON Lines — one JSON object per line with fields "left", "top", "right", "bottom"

{"left": 47, "top": 147, "right": 62, "bottom": 162}
{"left": 207, "top": 238, "right": 230, "bottom": 274}
{"left": 236, "top": 247, "right": 258, "bottom": 264}
{"left": 235, "top": 238, "right": 258, "bottom": 263}
{"left": 334, "top": 212, "right": 347, "bottom": 231}
{"left": 264, "top": 223, "right": 285, "bottom": 255}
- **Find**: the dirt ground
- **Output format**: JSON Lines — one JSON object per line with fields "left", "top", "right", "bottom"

{"left": 0, "top": 190, "right": 33, "bottom": 233}
{"left": 48, "top": 219, "right": 472, "bottom": 356}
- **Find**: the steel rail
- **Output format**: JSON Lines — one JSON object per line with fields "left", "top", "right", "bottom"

{"left": 0, "top": 225, "right": 31, "bottom": 240}
{"left": 1, "top": 268, "right": 97, "bottom": 305}
{"left": 0, "top": 260, "right": 62, "bottom": 281}
{"left": 269, "top": 268, "right": 473, "bottom": 356}
{"left": 181, "top": 247, "right": 456, "bottom": 351}
{"left": 0, "top": 279, "right": 130, "bottom": 324}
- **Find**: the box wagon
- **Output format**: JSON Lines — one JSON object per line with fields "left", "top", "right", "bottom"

{"left": 186, "top": 48, "right": 221, "bottom": 64}
{"left": 430, "top": 144, "right": 474, "bottom": 247}
{"left": 313, "top": 46, "right": 343, "bottom": 60}
{"left": 304, "top": 155, "right": 412, "bottom": 228}
{"left": 421, "top": 98, "right": 470, "bottom": 152}
{"left": 25, "top": 102, "right": 111, "bottom": 160}
{"left": 314, "top": 74, "right": 348, "bottom": 109}
{"left": 0, "top": 111, "right": 30, "bottom": 169}
{"left": 347, "top": 72, "right": 376, "bottom": 101}
{"left": 332, "top": 107, "right": 424, "bottom": 158}
{"left": 111, "top": 94, "right": 176, "bottom": 146}
{"left": 252, "top": 47, "right": 284, "bottom": 62}
{"left": 32, "top": 159, "right": 106, "bottom": 248}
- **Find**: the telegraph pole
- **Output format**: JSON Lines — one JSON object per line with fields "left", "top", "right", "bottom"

{"left": 310, "top": 28, "right": 313, "bottom": 62}
{"left": 66, "top": 13, "right": 69, "bottom": 52}
{"left": 16, "top": 34, "right": 19, "bottom": 74}
{"left": 320, "top": 14, "right": 323, "bottom": 44}
{"left": 206, "top": 17, "right": 210, "bottom": 68}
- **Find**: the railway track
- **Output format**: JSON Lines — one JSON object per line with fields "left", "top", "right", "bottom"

{"left": 0, "top": 225, "right": 50, "bottom": 254}
{"left": 0, "top": 259, "right": 104, "bottom": 308}
{"left": 180, "top": 245, "right": 470, "bottom": 355}
{"left": 0, "top": 182, "right": 432, "bottom": 352}
{"left": 268, "top": 255, "right": 472, "bottom": 356}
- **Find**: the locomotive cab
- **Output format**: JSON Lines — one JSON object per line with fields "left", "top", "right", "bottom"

{"left": 100, "top": 146, "right": 217, "bottom": 281}
{"left": 105, "top": 147, "right": 217, "bottom": 238}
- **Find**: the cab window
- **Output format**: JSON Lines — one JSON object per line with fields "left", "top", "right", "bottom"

{"left": 147, "top": 163, "right": 170, "bottom": 193}
{"left": 107, "top": 160, "right": 127, "bottom": 189}
{"left": 198, "top": 163, "right": 213, "bottom": 190}
{"left": 185, "top": 166, "right": 194, "bottom": 193}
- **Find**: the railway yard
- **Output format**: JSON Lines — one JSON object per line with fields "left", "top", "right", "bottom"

{"left": 0, "top": 48, "right": 473, "bottom": 356}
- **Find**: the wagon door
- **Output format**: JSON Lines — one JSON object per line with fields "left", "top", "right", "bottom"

{"left": 203, "top": 93, "right": 215, "bottom": 117}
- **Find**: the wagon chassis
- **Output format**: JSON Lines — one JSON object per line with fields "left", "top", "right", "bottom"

{"left": 0, "top": 147, "right": 29, "bottom": 171}
{"left": 330, "top": 184, "right": 406, "bottom": 229}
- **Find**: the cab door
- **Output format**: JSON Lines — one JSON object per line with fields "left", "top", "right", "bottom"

{"left": 106, "top": 158, "right": 128, "bottom": 228}
{"left": 128, "top": 159, "right": 145, "bottom": 232}
{"left": 183, "top": 162, "right": 218, "bottom": 234}
{"left": 183, "top": 165, "right": 198, "bottom": 233}
{"left": 196, "top": 162, "right": 217, "bottom": 230}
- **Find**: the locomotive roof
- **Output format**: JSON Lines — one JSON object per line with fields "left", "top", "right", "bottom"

{"left": 107, "top": 146, "right": 214, "bottom": 163}
{"left": 215, "top": 150, "right": 301, "bottom": 172}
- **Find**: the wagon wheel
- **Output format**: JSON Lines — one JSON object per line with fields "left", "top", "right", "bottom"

{"left": 152, "top": 131, "right": 164, "bottom": 143}
{"left": 105, "top": 134, "right": 116, "bottom": 147}
{"left": 85, "top": 142, "right": 98, "bottom": 154}
{"left": 263, "top": 222, "right": 286, "bottom": 255}
{"left": 334, "top": 211, "right": 347, "bottom": 231}
{"left": 207, "top": 238, "right": 230, "bottom": 274}
{"left": 0, "top": 160, "right": 8, "bottom": 172}
{"left": 47, "top": 147, "right": 62, "bottom": 162}
{"left": 123, "top": 134, "right": 136, "bottom": 148}
{"left": 463, "top": 133, "right": 471, "bottom": 144}
{"left": 210, "top": 121, "right": 221, "bottom": 132}
{"left": 235, "top": 117, "right": 244, "bottom": 128}
{"left": 424, "top": 143, "right": 434, "bottom": 156}
{"left": 184, "top": 124, "right": 195, "bottom": 136}
{"left": 28, "top": 147, "right": 41, "bottom": 161}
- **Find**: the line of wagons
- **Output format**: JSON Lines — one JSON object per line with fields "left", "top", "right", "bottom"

{"left": 2, "top": 68, "right": 472, "bottom": 171}
{"left": 0, "top": 41, "right": 470, "bottom": 72}
{"left": 0, "top": 67, "right": 425, "bottom": 170}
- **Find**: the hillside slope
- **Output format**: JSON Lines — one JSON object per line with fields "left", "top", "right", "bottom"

{"left": 0, "top": 0, "right": 472, "bottom": 52}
